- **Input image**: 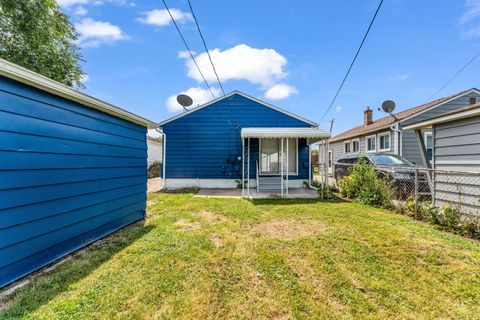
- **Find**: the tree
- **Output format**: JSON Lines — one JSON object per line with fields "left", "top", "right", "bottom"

{"left": 0, "top": 0, "right": 85, "bottom": 88}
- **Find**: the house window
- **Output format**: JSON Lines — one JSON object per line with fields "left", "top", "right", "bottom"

{"left": 260, "top": 138, "right": 297, "bottom": 175}
{"left": 352, "top": 139, "right": 360, "bottom": 152}
{"left": 424, "top": 132, "right": 433, "bottom": 164}
{"left": 366, "top": 135, "right": 376, "bottom": 152}
{"left": 378, "top": 132, "right": 390, "bottom": 151}
{"left": 469, "top": 97, "right": 477, "bottom": 105}
{"left": 344, "top": 141, "right": 351, "bottom": 153}
{"left": 328, "top": 150, "right": 333, "bottom": 168}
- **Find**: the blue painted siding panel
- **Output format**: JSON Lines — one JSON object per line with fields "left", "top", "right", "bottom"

{"left": 163, "top": 94, "right": 311, "bottom": 179}
{"left": 0, "top": 77, "right": 148, "bottom": 287}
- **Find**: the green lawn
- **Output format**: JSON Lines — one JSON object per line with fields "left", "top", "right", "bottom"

{"left": 2, "top": 193, "right": 480, "bottom": 319}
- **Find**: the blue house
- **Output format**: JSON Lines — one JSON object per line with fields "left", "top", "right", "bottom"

{"left": 158, "top": 91, "right": 330, "bottom": 196}
{"left": 0, "top": 59, "right": 157, "bottom": 288}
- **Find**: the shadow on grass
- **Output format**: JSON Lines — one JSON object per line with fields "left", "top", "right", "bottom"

{"left": 0, "top": 221, "right": 154, "bottom": 319}
{"left": 157, "top": 188, "right": 199, "bottom": 194}
{"left": 250, "top": 195, "right": 346, "bottom": 206}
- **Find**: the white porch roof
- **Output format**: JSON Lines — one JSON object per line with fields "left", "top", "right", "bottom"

{"left": 241, "top": 127, "right": 330, "bottom": 139}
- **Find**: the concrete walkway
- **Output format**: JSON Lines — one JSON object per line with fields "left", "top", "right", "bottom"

{"left": 195, "top": 188, "right": 318, "bottom": 199}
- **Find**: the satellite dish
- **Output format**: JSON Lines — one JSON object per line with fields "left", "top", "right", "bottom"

{"left": 177, "top": 94, "right": 193, "bottom": 111}
{"left": 381, "top": 100, "right": 396, "bottom": 114}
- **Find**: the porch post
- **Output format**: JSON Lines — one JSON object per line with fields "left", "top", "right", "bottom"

{"left": 241, "top": 138, "right": 245, "bottom": 198}
{"left": 281, "top": 137, "right": 284, "bottom": 198}
{"left": 247, "top": 137, "right": 250, "bottom": 198}
{"left": 308, "top": 143, "right": 311, "bottom": 186}
{"left": 325, "top": 138, "right": 329, "bottom": 186}
{"left": 286, "top": 138, "right": 289, "bottom": 196}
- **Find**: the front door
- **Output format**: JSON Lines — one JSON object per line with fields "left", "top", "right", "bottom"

{"left": 259, "top": 138, "right": 298, "bottom": 176}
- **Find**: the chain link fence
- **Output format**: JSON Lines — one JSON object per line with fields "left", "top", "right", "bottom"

{"left": 316, "top": 162, "right": 480, "bottom": 218}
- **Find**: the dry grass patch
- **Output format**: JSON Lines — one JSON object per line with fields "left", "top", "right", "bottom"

{"left": 208, "top": 233, "right": 223, "bottom": 248}
{"left": 175, "top": 219, "right": 201, "bottom": 231}
{"left": 197, "top": 210, "right": 228, "bottom": 223}
{"left": 250, "top": 218, "right": 325, "bottom": 240}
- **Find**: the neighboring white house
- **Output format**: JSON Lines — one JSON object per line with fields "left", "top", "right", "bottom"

{"left": 404, "top": 103, "right": 480, "bottom": 215}
{"left": 147, "top": 135, "right": 163, "bottom": 166}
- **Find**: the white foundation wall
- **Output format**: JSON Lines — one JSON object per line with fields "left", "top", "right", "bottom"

{"left": 165, "top": 179, "right": 306, "bottom": 190}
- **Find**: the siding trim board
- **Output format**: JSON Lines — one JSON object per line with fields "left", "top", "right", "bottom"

{"left": 0, "top": 66, "right": 153, "bottom": 287}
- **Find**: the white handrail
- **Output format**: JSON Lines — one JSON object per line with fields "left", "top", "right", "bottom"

{"left": 256, "top": 160, "right": 259, "bottom": 192}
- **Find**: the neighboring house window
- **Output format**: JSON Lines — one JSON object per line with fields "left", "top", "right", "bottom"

{"left": 469, "top": 97, "right": 477, "bottom": 105}
{"left": 366, "top": 135, "right": 376, "bottom": 152}
{"left": 260, "top": 138, "right": 297, "bottom": 175}
{"left": 378, "top": 132, "right": 390, "bottom": 151}
{"left": 328, "top": 150, "right": 333, "bottom": 168}
{"left": 344, "top": 141, "right": 351, "bottom": 153}
{"left": 352, "top": 139, "right": 360, "bottom": 152}
{"left": 424, "top": 132, "right": 433, "bottom": 164}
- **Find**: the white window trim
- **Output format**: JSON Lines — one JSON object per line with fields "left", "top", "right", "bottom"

{"left": 378, "top": 132, "right": 391, "bottom": 152}
{"left": 351, "top": 138, "right": 360, "bottom": 152}
{"left": 424, "top": 132, "right": 433, "bottom": 164}
{"left": 365, "top": 135, "right": 377, "bottom": 152}
{"left": 344, "top": 140, "right": 351, "bottom": 154}
{"left": 259, "top": 138, "right": 298, "bottom": 176}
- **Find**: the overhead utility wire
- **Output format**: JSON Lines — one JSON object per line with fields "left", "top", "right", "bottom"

{"left": 319, "top": 0, "right": 384, "bottom": 122}
{"left": 187, "top": 0, "right": 227, "bottom": 98}
{"left": 428, "top": 50, "right": 480, "bottom": 100}
{"left": 186, "top": 0, "right": 238, "bottom": 130}
{"left": 161, "top": 0, "right": 216, "bottom": 99}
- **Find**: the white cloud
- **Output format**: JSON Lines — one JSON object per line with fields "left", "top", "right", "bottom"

{"left": 75, "top": 18, "right": 127, "bottom": 47}
{"left": 462, "top": 25, "right": 480, "bottom": 38}
{"left": 335, "top": 106, "right": 342, "bottom": 113}
{"left": 177, "top": 50, "right": 195, "bottom": 59}
{"left": 56, "top": 0, "right": 89, "bottom": 7}
{"left": 389, "top": 73, "right": 409, "bottom": 81}
{"left": 80, "top": 74, "right": 89, "bottom": 83}
{"left": 264, "top": 83, "right": 298, "bottom": 100}
{"left": 460, "top": 0, "right": 480, "bottom": 24}
{"left": 73, "top": 6, "right": 88, "bottom": 15}
{"left": 166, "top": 87, "right": 220, "bottom": 112}
{"left": 57, "top": 0, "right": 134, "bottom": 8}
{"left": 138, "top": 9, "right": 192, "bottom": 26}
{"left": 181, "top": 44, "right": 288, "bottom": 88}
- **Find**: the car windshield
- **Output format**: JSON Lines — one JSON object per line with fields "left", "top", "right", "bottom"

{"left": 369, "top": 154, "right": 412, "bottom": 166}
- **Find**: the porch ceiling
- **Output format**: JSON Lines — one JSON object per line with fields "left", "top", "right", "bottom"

{"left": 241, "top": 127, "right": 330, "bottom": 139}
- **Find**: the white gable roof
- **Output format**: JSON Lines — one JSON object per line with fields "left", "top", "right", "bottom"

{"left": 158, "top": 90, "right": 318, "bottom": 127}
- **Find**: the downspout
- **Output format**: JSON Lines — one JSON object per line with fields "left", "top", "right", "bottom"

{"left": 390, "top": 122, "right": 402, "bottom": 156}
{"left": 155, "top": 128, "right": 166, "bottom": 190}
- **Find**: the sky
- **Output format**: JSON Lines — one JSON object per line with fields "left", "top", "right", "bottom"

{"left": 57, "top": 0, "right": 480, "bottom": 136}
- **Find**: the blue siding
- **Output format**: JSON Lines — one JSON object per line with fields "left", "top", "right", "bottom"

{"left": 0, "top": 77, "right": 147, "bottom": 288}
{"left": 162, "top": 94, "right": 312, "bottom": 180}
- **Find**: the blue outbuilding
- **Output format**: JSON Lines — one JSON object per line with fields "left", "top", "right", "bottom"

{"left": 158, "top": 91, "right": 330, "bottom": 196}
{"left": 0, "top": 59, "right": 157, "bottom": 288}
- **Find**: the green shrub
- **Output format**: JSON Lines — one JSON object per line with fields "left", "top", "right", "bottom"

{"left": 338, "top": 162, "right": 393, "bottom": 207}
{"left": 148, "top": 161, "right": 161, "bottom": 179}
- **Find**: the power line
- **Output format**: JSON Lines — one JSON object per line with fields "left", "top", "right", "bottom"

{"left": 187, "top": 0, "right": 227, "bottom": 98}
{"left": 185, "top": 0, "right": 239, "bottom": 130}
{"left": 161, "top": 0, "right": 216, "bottom": 99}
{"left": 428, "top": 50, "right": 480, "bottom": 100}
{"left": 319, "top": 0, "right": 384, "bottom": 123}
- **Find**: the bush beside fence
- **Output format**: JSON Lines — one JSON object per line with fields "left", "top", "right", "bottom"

{"left": 329, "top": 162, "right": 480, "bottom": 240}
